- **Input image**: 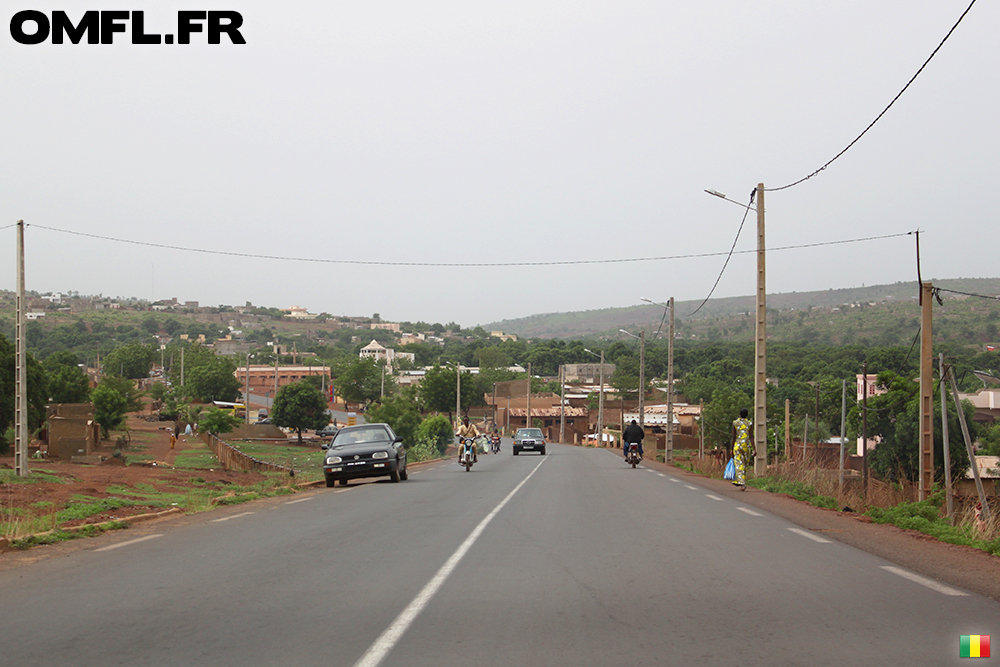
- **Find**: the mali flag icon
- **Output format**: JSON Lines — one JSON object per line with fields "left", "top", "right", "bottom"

{"left": 960, "top": 635, "right": 990, "bottom": 658}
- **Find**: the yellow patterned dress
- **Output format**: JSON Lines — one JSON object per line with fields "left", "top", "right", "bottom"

{"left": 732, "top": 417, "right": 753, "bottom": 487}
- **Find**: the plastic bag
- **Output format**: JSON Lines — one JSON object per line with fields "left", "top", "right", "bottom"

{"left": 723, "top": 458, "right": 735, "bottom": 480}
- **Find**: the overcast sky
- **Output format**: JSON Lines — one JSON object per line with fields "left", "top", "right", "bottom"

{"left": 2, "top": 1, "right": 996, "bottom": 327}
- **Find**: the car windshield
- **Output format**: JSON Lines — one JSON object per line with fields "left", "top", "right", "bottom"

{"left": 517, "top": 429, "right": 543, "bottom": 438}
{"left": 333, "top": 426, "right": 389, "bottom": 445}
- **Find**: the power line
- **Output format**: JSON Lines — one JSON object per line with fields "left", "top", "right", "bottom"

{"left": 767, "top": 0, "right": 979, "bottom": 192}
{"left": 937, "top": 287, "right": 1000, "bottom": 302}
{"left": 688, "top": 189, "right": 756, "bottom": 316}
{"left": 23, "top": 223, "right": 913, "bottom": 269}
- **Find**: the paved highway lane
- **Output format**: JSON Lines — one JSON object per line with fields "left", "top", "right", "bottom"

{"left": 1, "top": 444, "right": 997, "bottom": 666}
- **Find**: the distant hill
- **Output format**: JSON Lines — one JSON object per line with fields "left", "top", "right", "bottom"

{"left": 482, "top": 278, "right": 1000, "bottom": 342}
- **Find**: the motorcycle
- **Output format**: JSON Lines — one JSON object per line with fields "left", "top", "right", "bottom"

{"left": 459, "top": 437, "right": 476, "bottom": 471}
{"left": 489, "top": 434, "right": 501, "bottom": 454}
{"left": 626, "top": 442, "right": 641, "bottom": 468}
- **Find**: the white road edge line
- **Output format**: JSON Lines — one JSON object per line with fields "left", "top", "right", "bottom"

{"left": 787, "top": 527, "right": 832, "bottom": 543}
{"left": 656, "top": 473, "right": 666, "bottom": 478}
{"left": 705, "top": 494, "right": 724, "bottom": 501}
{"left": 880, "top": 566, "right": 968, "bottom": 596}
{"left": 211, "top": 512, "right": 255, "bottom": 523}
{"left": 685, "top": 485, "right": 697, "bottom": 490}
{"left": 95, "top": 534, "right": 162, "bottom": 552}
{"left": 353, "top": 457, "right": 548, "bottom": 667}
{"left": 736, "top": 507, "right": 763, "bottom": 516}
{"left": 669, "top": 478, "right": 680, "bottom": 482}
{"left": 285, "top": 497, "right": 314, "bottom": 505}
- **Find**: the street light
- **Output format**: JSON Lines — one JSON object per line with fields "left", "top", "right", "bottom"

{"left": 641, "top": 297, "right": 675, "bottom": 462}
{"left": 583, "top": 348, "right": 605, "bottom": 447}
{"left": 706, "top": 184, "right": 767, "bottom": 476}
{"left": 618, "top": 329, "right": 646, "bottom": 429}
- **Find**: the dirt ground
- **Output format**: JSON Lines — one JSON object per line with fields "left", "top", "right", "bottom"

{"left": 1, "top": 414, "right": 290, "bottom": 532}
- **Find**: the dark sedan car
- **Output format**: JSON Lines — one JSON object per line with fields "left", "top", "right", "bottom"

{"left": 322, "top": 423, "right": 408, "bottom": 487}
{"left": 513, "top": 427, "right": 546, "bottom": 455}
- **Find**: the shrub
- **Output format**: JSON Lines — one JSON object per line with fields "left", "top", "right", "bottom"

{"left": 416, "top": 416, "right": 454, "bottom": 456}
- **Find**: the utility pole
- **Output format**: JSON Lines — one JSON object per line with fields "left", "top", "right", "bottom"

{"left": 492, "top": 383, "right": 498, "bottom": 432}
{"left": 666, "top": 297, "right": 675, "bottom": 463}
{"left": 598, "top": 352, "right": 605, "bottom": 448}
{"left": 862, "top": 363, "right": 869, "bottom": 497}
{"left": 526, "top": 363, "right": 531, "bottom": 430}
{"left": 456, "top": 364, "right": 462, "bottom": 424}
{"left": 839, "top": 379, "right": 847, "bottom": 492}
{"left": 559, "top": 365, "right": 566, "bottom": 444}
{"left": 15, "top": 220, "right": 29, "bottom": 477}
{"left": 919, "top": 281, "right": 934, "bottom": 500}
{"left": 245, "top": 353, "right": 251, "bottom": 423}
{"left": 784, "top": 399, "right": 791, "bottom": 463}
{"left": 939, "top": 354, "right": 953, "bottom": 520}
{"left": 813, "top": 382, "right": 820, "bottom": 465}
{"left": 948, "top": 367, "right": 989, "bottom": 520}
{"left": 753, "top": 183, "right": 767, "bottom": 476}
{"left": 638, "top": 330, "right": 646, "bottom": 430}
{"left": 273, "top": 343, "right": 279, "bottom": 402}
{"left": 698, "top": 398, "right": 704, "bottom": 458}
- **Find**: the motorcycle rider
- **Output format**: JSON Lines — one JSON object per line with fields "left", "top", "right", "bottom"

{"left": 622, "top": 419, "right": 645, "bottom": 460}
{"left": 457, "top": 416, "right": 479, "bottom": 463}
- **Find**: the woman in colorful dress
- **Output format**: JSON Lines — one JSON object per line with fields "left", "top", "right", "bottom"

{"left": 731, "top": 408, "right": 753, "bottom": 490}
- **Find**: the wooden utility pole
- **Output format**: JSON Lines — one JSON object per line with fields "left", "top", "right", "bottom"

{"left": 666, "top": 297, "right": 675, "bottom": 462}
{"left": 919, "top": 282, "right": 934, "bottom": 501}
{"left": 753, "top": 183, "right": 767, "bottom": 476}
{"left": 15, "top": 221, "right": 29, "bottom": 477}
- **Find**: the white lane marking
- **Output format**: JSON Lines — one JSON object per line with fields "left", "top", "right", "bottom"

{"left": 285, "top": 497, "right": 314, "bottom": 505}
{"left": 95, "top": 534, "right": 162, "bottom": 552}
{"left": 669, "top": 478, "right": 680, "bottom": 483}
{"left": 787, "top": 527, "right": 832, "bottom": 543}
{"left": 685, "top": 485, "right": 697, "bottom": 490}
{"left": 705, "top": 494, "right": 724, "bottom": 501}
{"left": 353, "top": 457, "right": 548, "bottom": 667}
{"left": 211, "top": 512, "right": 254, "bottom": 523}
{"left": 880, "top": 566, "right": 969, "bottom": 596}
{"left": 657, "top": 473, "right": 667, "bottom": 478}
{"left": 737, "top": 507, "right": 763, "bottom": 516}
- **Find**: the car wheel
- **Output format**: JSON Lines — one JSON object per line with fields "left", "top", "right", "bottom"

{"left": 325, "top": 476, "right": 335, "bottom": 488}
{"left": 389, "top": 461, "right": 400, "bottom": 483}
{"left": 399, "top": 459, "right": 408, "bottom": 481}
{"left": 513, "top": 448, "right": 519, "bottom": 455}
{"left": 541, "top": 448, "right": 546, "bottom": 455}
{"left": 339, "top": 479, "right": 349, "bottom": 486}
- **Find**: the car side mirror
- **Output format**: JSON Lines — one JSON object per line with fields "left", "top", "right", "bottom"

{"left": 320, "top": 443, "right": 329, "bottom": 450}
{"left": 394, "top": 436, "right": 403, "bottom": 443}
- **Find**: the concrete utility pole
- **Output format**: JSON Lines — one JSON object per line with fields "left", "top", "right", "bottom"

{"left": 559, "top": 365, "right": 566, "bottom": 444}
{"left": 639, "top": 330, "right": 645, "bottom": 430}
{"left": 666, "top": 297, "right": 675, "bottom": 463}
{"left": 839, "top": 379, "right": 847, "bottom": 492}
{"left": 15, "top": 220, "right": 29, "bottom": 477}
{"left": 699, "top": 398, "right": 704, "bottom": 458}
{"left": 456, "top": 365, "right": 462, "bottom": 423}
{"left": 862, "top": 363, "right": 869, "bottom": 496}
{"left": 919, "top": 281, "right": 934, "bottom": 501}
{"left": 585, "top": 348, "right": 606, "bottom": 447}
{"left": 947, "top": 367, "right": 990, "bottom": 520}
{"left": 939, "top": 354, "right": 954, "bottom": 520}
{"left": 244, "top": 353, "right": 252, "bottom": 423}
{"left": 753, "top": 183, "right": 767, "bottom": 476}
{"left": 526, "top": 363, "right": 531, "bottom": 430}
{"left": 784, "top": 399, "right": 791, "bottom": 463}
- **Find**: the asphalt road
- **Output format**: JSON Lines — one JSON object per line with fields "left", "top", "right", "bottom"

{"left": 1, "top": 443, "right": 997, "bottom": 666}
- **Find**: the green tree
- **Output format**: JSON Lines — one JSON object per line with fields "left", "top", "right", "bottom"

{"left": 92, "top": 380, "right": 133, "bottom": 439}
{"left": 335, "top": 357, "right": 386, "bottom": 406}
{"left": 416, "top": 415, "right": 455, "bottom": 456}
{"left": 419, "top": 365, "right": 480, "bottom": 420}
{"left": 847, "top": 371, "right": 972, "bottom": 484}
{"left": 185, "top": 355, "right": 242, "bottom": 403}
{"left": 197, "top": 406, "right": 242, "bottom": 436}
{"left": 0, "top": 333, "right": 49, "bottom": 436}
{"left": 103, "top": 341, "right": 156, "bottom": 379}
{"left": 702, "top": 387, "right": 752, "bottom": 451}
{"left": 43, "top": 351, "right": 90, "bottom": 404}
{"left": 367, "top": 394, "right": 422, "bottom": 447}
{"left": 272, "top": 381, "right": 330, "bottom": 444}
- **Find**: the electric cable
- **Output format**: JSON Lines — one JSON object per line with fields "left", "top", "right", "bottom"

{"left": 24, "top": 223, "right": 913, "bottom": 269}
{"left": 688, "top": 189, "right": 756, "bottom": 316}
{"left": 767, "top": 0, "right": 978, "bottom": 192}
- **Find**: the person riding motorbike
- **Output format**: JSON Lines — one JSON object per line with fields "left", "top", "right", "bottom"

{"left": 489, "top": 429, "right": 501, "bottom": 453}
{"left": 457, "top": 416, "right": 479, "bottom": 463}
{"left": 622, "top": 419, "right": 644, "bottom": 460}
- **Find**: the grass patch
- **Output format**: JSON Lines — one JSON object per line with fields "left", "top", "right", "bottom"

{"left": 0, "top": 469, "right": 68, "bottom": 485}
{"left": 9, "top": 521, "right": 129, "bottom": 549}
{"left": 866, "top": 496, "right": 1000, "bottom": 556}
{"left": 173, "top": 448, "right": 220, "bottom": 470}
{"left": 229, "top": 441, "right": 324, "bottom": 480}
